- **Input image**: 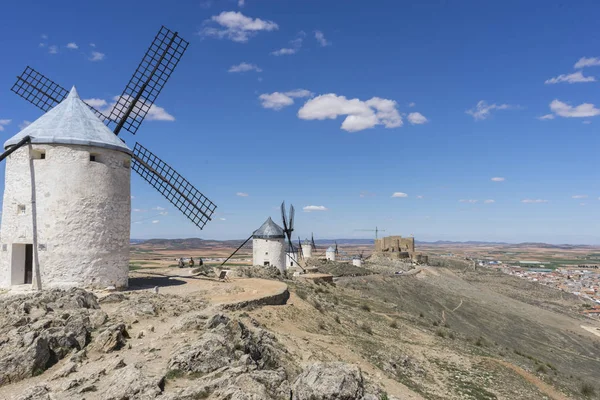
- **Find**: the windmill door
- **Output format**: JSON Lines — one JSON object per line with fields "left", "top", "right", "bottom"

{"left": 24, "top": 244, "right": 33, "bottom": 284}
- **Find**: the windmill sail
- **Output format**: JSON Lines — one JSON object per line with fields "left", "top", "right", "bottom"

{"left": 109, "top": 26, "right": 189, "bottom": 135}
{"left": 11, "top": 66, "right": 110, "bottom": 122}
{"left": 132, "top": 142, "right": 216, "bottom": 229}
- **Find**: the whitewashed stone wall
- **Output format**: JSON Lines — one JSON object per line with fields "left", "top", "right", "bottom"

{"left": 326, "top": 250, "right": 336, "bottom": 261}
{"left": 301, "top": 244, "right": 312, "bottom": 259}
{"left": 252, "top": 238, "right": 285, "bottom": 273}
{"left": 0, "top": 144, "right": 131, "bottom": 289}
{"left": 352, "top": 258, "right": 362, "bottom": 267}
{"left": 285, "top": 251, "right": 298, "bottom": 269}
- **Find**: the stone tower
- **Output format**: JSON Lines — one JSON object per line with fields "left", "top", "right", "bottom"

{"left": 252, "top": 217, "right": 286, "bottom": 273}
{"left": 0, "top": 87, "right": 132, "bottom": 290}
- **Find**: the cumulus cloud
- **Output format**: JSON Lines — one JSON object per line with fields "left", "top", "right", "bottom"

{"left": 89, "top": 43, "right": 96, "bottom": 47}
{"left": 571, "top": 195, "right": 587, "bottom": 199}
{"left": 259, "top": 89, "right": 313, "bottom": 110}
{"left": 83, "top": 98, "right": 108, "bottom": 108}
{"left": 521, "top": 199, "right": 549, "bottom": 203}
{"left": 459, "top": 199, "right": 478, "bottom": 203}
{"left": 391, "top": 192, "right": 408, "bottom": 198}
{"left": 491, "top": 177, "right": 505, "bottom": 182}
{"left": 103, "top": 95, "right": 175, "bottom": 121}
{"left": 303, "top": 205, "right": 328, "bottom": 212}
{"left": 48, "top": 45, "right": 58, "bottom": 54}
{"left": 484, "top": 199, "right": 495, "bottom": 204}
{"left": 228, "top": 62, "right": 262, "bottom": 73}
{"left": 200, "top": 11, "right": 278, "bottom": 43}
{"left": 545, "top": 71, "right": 595, "bottom": 84}
{"left": 0, "top": 119, "right": 11, "bottom": 132}
{"left": 314, "top": 30, "right": 330, "bottom": 46}
{"left": 89, "top": 51, "right": 105, "bottom": 61}
{"left": 238, "top": 0, "right": 245, "bottom": 6}
{"left": 41, "top": 34, "right": 48, "bottom": 40}
{"left": 19, "top": 120, "right": 31, "bottom": 130}
{"left": 66, "top": 42, "right": 78, "bottom": 50}
{"left": 537, "top": 114, "right": 555, "bottom": 120}
{"left": 236, "top": 192, "right": 249, "bottom": 197}
{"left": 549, "top": 99, "right": 600, "bottom": 118}
{"left": 152, "top": 220, "right": 160, "bottom": 224}
{"left": 574, "top": 57, "right": 600, "bottom": 69}
{"left": 271, "top": 48, "right": 297, "bottom": 56}
{"left": 298, "top": 94, "right": 402, "bottom": 132}
{"left": 220, "top": 217, "right": 227, "bottom": 221}
{"left": 466, "top": 100, "right": 513, "bottom": 120}
{"left": 407, "top": 112, "right": 428, "bottom": 125}
{"left": 408, "top": 102, "right": 416, "bottom": 107}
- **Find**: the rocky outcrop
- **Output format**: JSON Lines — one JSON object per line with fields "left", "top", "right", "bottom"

{"left": 292, "top": 362, "right": 365, "bottom": 400}
{"left": 0, "top": 289, "right": 99, "bottom": 387}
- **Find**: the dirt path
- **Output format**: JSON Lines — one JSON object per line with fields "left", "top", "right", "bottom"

{"left": 581, "top": 325, "right": 600, "bottom": 338}
{"left": 484, "top": 358, "right": 571, "bottom": 400}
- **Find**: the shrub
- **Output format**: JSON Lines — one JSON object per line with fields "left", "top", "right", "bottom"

{"left": 296, "top": 290, "right": 308, "bottom": 300}
{"left": 419, "top": 312, "right": 424, "bottom": 318}
{"left": 581, "top": 383, "right": 595, "bottom": 397}
{"left": 318, "top": 321, "right": 327, "bottom": 330}
{"left": 475, "top": 337, "right": 485, "bottom": 347}
{"left": 448, "top": 331, "right": 456, "bottom": 340}
{"left": 436, "top": 329, "right": 446, "bottom": 338}
{"left": 389, "top": 320, "right": 398, "bottom": 329}
{"left": 535, "top": 365, "right": 547, "bottom": 374}
{"left": 334, "top": 315, "right": 341, "bottom": 324}
{"left": 312, "top": 300, "right": 324, "bottom": 313}
{"left": 361, "top": 323, "right": 373, "bottom": 335}
{"left": 361, "top": 303, "right": 371, "bottom": 312}
{"left": 432, "top": 321, "right": 439, "bottom": 327}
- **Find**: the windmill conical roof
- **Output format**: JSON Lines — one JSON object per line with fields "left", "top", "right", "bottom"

{"left": 253, "top": 217, "right": 285, "bottom": 239}
{"left": 326, "top": 246, "right": 335, "bottom": 252}
{"left": 4, "top": 87, "right": 131, "bottom": 155}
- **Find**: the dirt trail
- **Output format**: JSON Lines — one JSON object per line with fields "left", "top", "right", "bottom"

{"left": 485, "top": 358, "right": 571, "bottom": 400}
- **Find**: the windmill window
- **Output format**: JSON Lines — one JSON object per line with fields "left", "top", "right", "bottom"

{"left": 89, "top": 154, "right": 99, "bottom": 162}
{"left": 31, "top": 150, "right": 45, "bottom": 160}
{"left": 264, "top": 261, "right": 270, "bottom": 266}
{"left": 18, "top": 205, "right": 26, "bottom": 215}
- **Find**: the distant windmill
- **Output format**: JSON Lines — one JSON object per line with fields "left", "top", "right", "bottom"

{"left": 355, "top": 226, "right": 386, "bottom": 240}
{"left": 8, "top": 26, "right": 216, "bottom": 230}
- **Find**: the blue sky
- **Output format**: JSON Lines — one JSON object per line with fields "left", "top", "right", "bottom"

{"left": 1, "top": 0, "right": 599, "bottom": 244}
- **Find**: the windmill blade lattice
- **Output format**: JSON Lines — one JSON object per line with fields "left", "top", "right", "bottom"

{"left": 11, "top": 66, "right": 110, "bottom": 122}
{"left": 109, "top": 26, "right": 189, "bottom": 135}
{"left": 132, "top": 142, "right": 216, "bottom": 229}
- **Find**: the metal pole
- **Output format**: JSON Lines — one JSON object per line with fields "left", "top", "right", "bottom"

{"left": 220, "top": 235, "right": 252, "bottom": 267}
{"left": 0, "top": 136, "right": 31, "bottom": 162}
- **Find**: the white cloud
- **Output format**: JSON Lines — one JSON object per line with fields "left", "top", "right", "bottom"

{"left": 0, "top": 119, "right": 11, "bottom": 131}
{"left": 66, "top": 42, "right": 79, "bottom": 50}
{"left": 408, "top": 102, "right": 416, "bottom": 107}
{"left": 571, "top": 195, "right": 587, "bottom": 199}
{"left": 303, "top": 205, "right": 328, "bottom": 212}
{"left": 83, "top": 98, "right": 108, "bottom": 108}
{"left": 259, "top": 89, "right": 312, "bottom": 110}
{"left": 549, "top": 99, "right": 600, "bottom": 118}
{"left": 416, "top": 195, "right": 424, "bottom": 199}
{"left": 459, "top": 199, "right": 478, "bottom": 203}
{"left": 152, "top": 206, "right": 166, "bottom": 210}
{"left": 41, "top": 34, "right": 48, "bottom": 40}
{"left": 359, "top": 191, "right": 376, "bottom": 198}
{"left": 537, "top": 114, "right": 555, "bottom": 120}
{"left": 574, "top": 57, "right": 600, "bottom": 69}
{"left": 201, "top": 11, "right": 278, "bottom": 43}
{"left": 39, "top": 43, "right": 46, "bottom": 48}
{"left": 89, "top": 51, "right": 105, "bottom": 62}
{"left": 220, "top": 217, "right": 227, "bottom": 221}
{"left": 466, "top": 100, "right": 513, "bottom": 120}
{"left": 314, "top": 30, "right": 330, "bottom": 47}
{"left": 133, "top": 208, "right": 147, "bottom": 212}
{"left": 298, "top": 94, "right": 402, "bottom": 132}
{"left": 48, "top": 45, "right": 58, "bottom": 54}
{"left": 484, "top": 199, "right": 495, "bottom": 204}
{"left": 131, "top": 195, "right": 135, "bottom": 199}
{"left": 159, "top": 211, "right": 168, "bottom": 216}
{"left": 228, "top": 62, "right": 262, "bottom": 73}
{"left": 391, "top": 192, "right": 408, "bottom": 198}
{"left": 583, "top": 120, "right": 592, "bottom": 124}
{"left": 521, "top": 199, "right": 549, "bottom": 203}
{"left": 491, "top": 177, "right": 505, "bottom": 182}
{"left": 236, "top": 192, "right": 249, "bottom": 197}
{"left": 545, "top": 71, "right": 595, "bottom": 84}
{"left": 104, "top": 95, "right": 175, "bottom": 121}
{"left": 19, "top": 120, "right": 31, "bottom": 130}
{"left": 89, "top": 43, "right": 96, "bottom": 47}
{"left": 152, "top": 220, "right": 160, "bottom": 224}
{"left": 238, "top": 0, "right": 245, "bottom": 6}
{"left": 271, "top": 48, "right": 297, "bottom": 56}
{"left": 580, "top": 203, "right": 586, "bottom": 206}
{"left": 407, "top": 112, "right": 428, "bottom": 125}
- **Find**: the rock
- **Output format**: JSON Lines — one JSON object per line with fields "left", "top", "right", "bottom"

{"left": 171, "top": 312, "right": 208, "bottom": 332}
{"left": 292, "top": 362, "right": 365, "bottom": 400}
{"left": 168, "top": 331, "right": 235, "bottom": 374}
{"left": 136, "top": 330, "right": 146, "bottom": 339}
{"left": 89, "top": 309, "right": 109, "bottom": 328}
{"left": 99, "top": 293, "right": 128, "bottom": 304}
{"left": 51, "top": 361, "right": 78, "bottom": 380}
{"left": 15, "top": 385, "right": 52, "bottom": 400}
{"left": 102, "top": 365, "right": 164, "bottom": 400}
{"left": 90, "top": 323, "right": 129, "bottom": 353}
